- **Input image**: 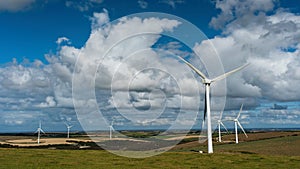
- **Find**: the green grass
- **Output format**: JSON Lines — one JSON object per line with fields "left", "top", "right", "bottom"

{"left": 0, "top": 148, "right": 299, "bottom": 169}
{"left": 120, "top": 131, "right": 161, "bottom": 138}
{"left": 0, "top": 135, "right": 299, "bottom": 168}
{"left": 214, "top": 135, "right": 300, "bottom": 156}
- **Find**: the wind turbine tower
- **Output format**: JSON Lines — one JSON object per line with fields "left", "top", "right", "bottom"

{"left": 233, "top": 104, "right": 248, "bottom": 144}
{"left": 65, "top": 123, "right": 73, "bottom": 139}
{"left": 217, "top": 111, "right": 228, "bottom": 142}
{"left": 109, "top": 120, "right": 114, "bottom": 140}
{"left": 177, "top": 56, "right": 249, "bottom": 153}
{"left": 35, "top": 121, "right": 45, "bottom": 144}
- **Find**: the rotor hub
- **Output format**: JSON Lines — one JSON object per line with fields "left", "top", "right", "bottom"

{"left": 202, "top": 78, "right": 211, "bottom": 84}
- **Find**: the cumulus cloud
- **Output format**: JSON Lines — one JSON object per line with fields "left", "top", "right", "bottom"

{"left": 1, "top": 10, "right": 195, "bottom": 131}
{"left": 37, "top": 96, "right": 56, "bottom": 108}
{"left": 48, "top": 10, "right": 202, "bottom": 130}
{"left": 90, "top": 9, "right": 109, "bottom": 30}
{"left": 56, "top": 37, "right": 71, "bottom": 45}
{"left": 203, "top": 0, "right": 300, "bottom": 104}
{"left": 0, "top": 0, "right": 36, "bottom": 12}
{"left": 2, "top": 2, "right": 300, "bottom": 131}
{"left": 209, "top": 0, "right": 275, "bottom": 30}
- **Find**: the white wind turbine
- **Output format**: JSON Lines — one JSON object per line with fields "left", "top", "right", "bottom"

{"left": 65, "top": 123, "right": 73, "bottom": 139}
{"left": 109, "top": 120, "right": 115, "bottom": 140}
{"left": 217, "top": 111, "right": 229, "bottom": 142}
{"left": 35, "top": 121, "right": 45, "bottom": 144}
{"left": 177, "top": 56, "right": 249, "bottom": 153}
{"left": 233, "top": 104, "right": 248, "bottom": 144}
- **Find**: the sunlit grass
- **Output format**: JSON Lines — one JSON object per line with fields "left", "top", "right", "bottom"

{"left": 0, "top": 148, "right": 299, "bottom": 168}
{"left": 0, "top": 134, "right": 299, "bottom": 168}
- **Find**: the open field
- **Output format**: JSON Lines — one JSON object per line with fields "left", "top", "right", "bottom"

{"left": 173, "top": 133, "right": 300, "bottom": 156}
{"left": 0, "top": 131, "right": 299, "bottom": 168}
{"left": 0, "top": 148, "right": 299, "bottom": 169}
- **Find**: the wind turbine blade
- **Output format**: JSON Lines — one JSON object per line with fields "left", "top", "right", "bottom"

{"left": 40, "top": 129, "right": 45, "bottom": 134}
{"left": 64, "top": 122, "right": 69, "bottom": 127}
{"left": 237, "top": 104, "right": 244, "bottom": 119}
{"left": 177, "top": 56, "right": 207, "bottom": 80}
{"left": 211, "top": 63, "right": 250, "bottom": 82}
{"left": 201, "top": 119, "right": 205, "bottom": 133}
{"left": 219, "top": 111, "right": 223, "bottom": 120}
{"left": 111, "top": 120, "right": 114, "bottom": 126}
{"left": 237, "top": 121, "right": 248, "bottom": 138}
{"left": 220, "top": 121, "right": 229, "bottom": 133}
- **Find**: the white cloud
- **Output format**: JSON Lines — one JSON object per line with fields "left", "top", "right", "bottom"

{"left": 90, "top": 9, "right": 109, "bottom": 30}
{"left": 37, "top": 96, "right": 56, "bottom": 108}
{"left": 65, "top": 0, "right": 104, "bottom": 12}
{"left": 56, "top": 37, "right": 71, "bottom": 45}
{"left": 210, "top": 0, "right": 275, "bottom": 30}
{"left": 0, "top": 64, "right": 50, "bottom": 90}
{"left": 159, "top": 0, "right": 184, "bottom": 9}
{"left": 255, "top": 109, "right": 300, "bottom": 125}
{"left": 2, "top": 3, "right": 300, "bottom": 131}
{"left": 204, "top": 0, "right": 300, "bottom": 103}
{"left": 74, "top": 11, "right": 182, "bottom": 90}
{"left": 0, "top": 0, "right": 36, "bottom": 12}
{"left": 0, "top": 10, "right": 188, "bottom": 131}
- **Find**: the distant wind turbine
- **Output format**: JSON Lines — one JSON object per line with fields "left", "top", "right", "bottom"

{"left": 233, "top": 104, "right": 248, "bottom": 144}
{"left": 177, "top": 56, "right": 249, "bottom": 153}
{"left": 65, "top": 123, "right": 73, "bottom": 139}
{"left": 109, "top": 120, "right": 115, "bottom": 140}
{"left": 217, "top": 111, "right": 229, "bottom": 142}
{"left": 35, "top": 121, "right": 45, "bottom": 144}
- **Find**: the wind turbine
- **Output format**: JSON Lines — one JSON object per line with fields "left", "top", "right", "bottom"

{"left": 65, "top": 123, "right": 73, "bottom": 139}
{"left": 217, "top": 111, "right": 229, "bottom": 142}
{"left": 177, "top": 56, "right": 249, "bottom": 153}
{"left": 233, "top": 104, "right": 248, "bottom": 144}
{"left": 109, "top": 120, "right": 115, "bottom": 140}
{"left": 35, "top": 121, "right": 45, "bottom": 144}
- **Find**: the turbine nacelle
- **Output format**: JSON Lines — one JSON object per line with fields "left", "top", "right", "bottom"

{"left": 202, "top": 78, "right": 212, "bottom": 84}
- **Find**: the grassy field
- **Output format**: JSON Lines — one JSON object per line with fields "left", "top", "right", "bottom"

{"left": 0, "top": 148, "right": 299, "bottom": 169}
{"left": 0, "top": 134, "right": 299, "bottom": 168}
{"left": 215, "top": 135, "right": 300, "bottom": 156}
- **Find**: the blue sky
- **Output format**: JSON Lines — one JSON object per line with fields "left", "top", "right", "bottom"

{"left": 0, "top": 0, "right": 218, "bottom": 64}
{"left": 0, "top": 0, "right": 300, "bottom": 133}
